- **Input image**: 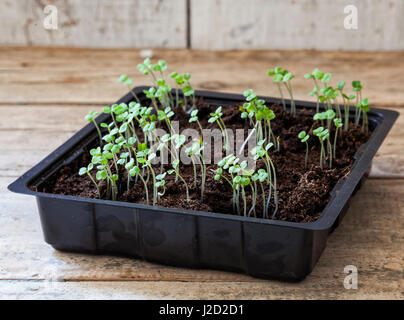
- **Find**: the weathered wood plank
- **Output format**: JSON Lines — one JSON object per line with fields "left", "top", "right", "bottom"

{"left": 2, "top": 0, "right": 404, "bottom": 52}
{"left": 1, "top": 177, "right": 403, "bottom": 299}
{"left": 0, "top": 278, "right": 401, "bottom": 300}
{"left": 1, "top": 47, "right": 404, "bottom": 105}
{"left": 0, "top": 105, "right": 402, "bottom": 178}
{"left": 0, "top": 0, "right": 186, "bottom": 48}
{"left": 191, "top": 0, "right": 404, "bottom": 51}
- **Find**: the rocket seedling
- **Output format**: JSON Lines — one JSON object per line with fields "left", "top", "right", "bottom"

{"left": 352, "top": 80, "right": 363, "bottom": 125}
{"left": 137, "top": 150, "right": 160, "bottom": 206}
{"left": 337, "top": 81, "right": 356, "bottom": 131}
{"left": 232, "top": 167, "right": 255, "bottom": 217}
{"left": 157, "top": 106, "right": 175, "bottom": 135}
{"left": 356, "top": 98, "right": 370, "bottom": 133}
{"left": 240, "top": 89, "right": 278, "bottom": 152}
{"left": 282, "top": 71, "right": 296, "bottom": 116}
{"left": 314, "top": 109, "right": 335, "bottom": 130}
{"left": 321, "top": 73, "right": 332, "bottom": 87}
{"left": 305, "top": 68, "right": 324, "bottom": 113}
{"left": 185, "top": 140, "right": 206, "bottom": 200}
{"left": 155, "top": 78, "right": 173, "bottom": 110}
{"left": 155, "top": 172, "right": 167, "bottom": 201}
{"left": 126, "top": 160, "right": 149, "bottom": 205}
{"left": 215, "top": 154, "right": 242, "bottom": 214}
{"left": 333, "top": 118, "right": 343, "bottom": 158}
{"left": 168, "top": 159, "right": 190, "bottom": 203}
{"left": 320, "top": 86, "right": 341, "bottom": 118}
{"left": 313, "top": 127, "right": 330, "bottom": 169}
{"left": 79, "top": 163, "right": 100, "bottom": 198}
{"left": 209, "top": 106, "right": 229, "bottom": 150}
{"left": 118, "top": 74, "right": 140, "bottom": 103}
{"left": 91, "top": 147, "right": 119, "bottom": 201}
{"left": 252, "top": 169, "right": 270, "bottom": 218}
{"left": 267, "top": 67, "right": 287, "bottom": 111}
{"left": 268, "top": 67, "right": 296, "bottom": 116}
{"left": 189, "top": 109, "right": 204, "bottom": 136}
{"left": 325, "top": 109, "right": 336, "bottom": 129}
{"left": 85, "top": 110, "right": 103, "bottom": 144}
{"left": 169, "top": 72, "right": 196, "bottom": 111}
{"left": 251, "top": 140, "right": 278, "bottom": 218}
{"left": 298, "top": 131, "right": 310, "bottom": 169}
{"left": 182, "top": 73, "right": 196, "bottom": 111}
{"left": 137, "top": 57, "right": 158, "bottom": 83}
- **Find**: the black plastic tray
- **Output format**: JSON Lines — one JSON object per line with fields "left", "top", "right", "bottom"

{"left": 8, "top": 87, "right": 398, "bottom": 281}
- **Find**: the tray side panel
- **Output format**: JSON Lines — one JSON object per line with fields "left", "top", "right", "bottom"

{"left": 94, "top": 203, "right": 139, "bottom": 257}
{"left": 243, "top": 222, "right": 313, "bottom": 280}
{"left": 36, "top": 197, "right": 96, "bottom": 253}
{"left": 198, "top": 217, "right": 244, "bottom": 272}
{"left": 137, "top": 209, "right": 198, "bottom": 267}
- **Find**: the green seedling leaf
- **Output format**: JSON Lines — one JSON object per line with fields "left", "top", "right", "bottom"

{"left": 118, "top": 74, "right": 128, "bottom": 83}
{"left": 156, "top": 172, "right": 167, "bottom": 180}
{"left": 283, "top": 72, "right": 294, "bottom": 82}
{"left": 337, "top": 81, "right": 346, "bottom": 91}
{"left": 267, "top": 69, "right": 275, "bottom": 76}
{"left": 312, "top": 68, "right": 324, "bottom": 80}
{"left": 334, "top": 118, "right": 343, "bottom": 128}
{"left": 322, "top": 73, "right": 332, "bottom": 83}
{"left": 313, "top": 126, "right": 324, "bottom": 136}
{"left": 301, "top": 135, "right": 309, "bottom": 142}
{"left": 298, "top": 131, "right": 307, "bottom": 139}
{"left": 273, "top": 74, "right": 283, "bottom": 82}
{"left": 325, "top": 109, "right": 335, "bottom": 120}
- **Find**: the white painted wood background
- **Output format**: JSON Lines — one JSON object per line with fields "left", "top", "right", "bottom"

{"left": 0, "top": 0, "right": 403, "bottom": 50}
{"left": 0, "top": 0, "right": 187, "bottom": 48}
{"left": 191, "top": 0, "right": 404, "bottom": 51}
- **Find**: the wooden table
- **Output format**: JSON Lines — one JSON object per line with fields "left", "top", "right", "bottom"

{"left": 0, "top": 47, "right": 403, "bottom": 299}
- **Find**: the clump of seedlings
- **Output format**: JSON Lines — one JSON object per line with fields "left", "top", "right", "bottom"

{"left": 336, "top": 81, "right": 355, "bottom": 131}
{"left": 304, "top": 68, "right": 325, "bottom": 113}
{"left": 240, "top": 89, "right": 279, "bottom": 152}
{"left": 214, "top": 151, "right": 277, "bottom": 218}
{"left": 267, "top": 67, "right": 296, "bottom": 116}
{"left": 185, "top": 139, "right": 206, "bottom": 200}
{"left": 76, "top": 58, "right": 371, "bottom": 221}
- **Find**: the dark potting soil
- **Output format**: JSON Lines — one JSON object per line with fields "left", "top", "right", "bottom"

{"left": 35, "top": 100, "right": 370, "bottom": 223}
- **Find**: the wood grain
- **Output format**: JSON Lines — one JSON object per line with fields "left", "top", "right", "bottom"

{"left": 0, "top": 0, "right": 186, "bottom": 48}
{"left": 2, "top": 0, "right": 404, "bottom": 52}
{"left": 191, "top": 0, "right": 404, "bottom": 51}
{"left": 0, "top": 278, "right": 401, "bottom": 300}
{"left": 1, "top": 47, "right": 404, "bottom": 105}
